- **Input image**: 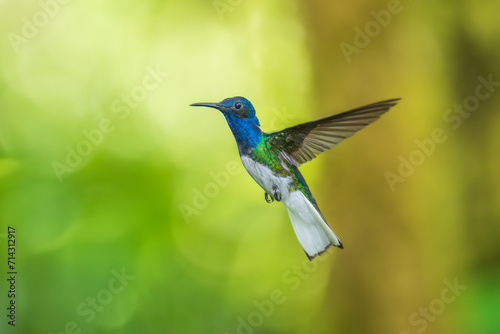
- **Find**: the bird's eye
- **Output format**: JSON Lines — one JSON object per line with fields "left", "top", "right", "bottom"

{"left": 234, "top": 102, "right": 242, "bottom": 109}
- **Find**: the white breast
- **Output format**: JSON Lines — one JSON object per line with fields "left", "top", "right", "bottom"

{"left": 240, "top": 156, "right": 292, "bottom": 199}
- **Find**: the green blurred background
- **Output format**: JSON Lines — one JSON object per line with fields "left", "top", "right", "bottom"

{"left": 1, "top": 0, "right": 499, "bottom": 333}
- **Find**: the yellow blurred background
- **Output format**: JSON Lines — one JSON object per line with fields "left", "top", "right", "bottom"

{"left": 0, "top": 0, "right": 499, "bottom": 333}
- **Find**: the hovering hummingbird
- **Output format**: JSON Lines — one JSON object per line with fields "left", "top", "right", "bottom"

{"left": 191, "top": 97, "right": 400, "bottom": 260}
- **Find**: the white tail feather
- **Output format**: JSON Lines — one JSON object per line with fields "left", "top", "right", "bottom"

{"left": 283, "top": 191, "right": 342, "bottom": 260}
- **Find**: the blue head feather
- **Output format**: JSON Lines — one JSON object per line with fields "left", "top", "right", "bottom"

{"left": 191, "top": 96, "right": 263, "bottom": 154}
{"left": 218, "top": 97, "right": 262, "bottom": 154}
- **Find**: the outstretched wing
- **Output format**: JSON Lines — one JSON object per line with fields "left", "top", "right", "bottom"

{"left": 266, "top": 98, "right": 400, "bottom": 165}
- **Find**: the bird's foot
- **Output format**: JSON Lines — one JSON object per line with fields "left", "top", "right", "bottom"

{"left": 273, "top": 185, "right": 281, "bottom": 201}
{"left": 265, "top": 192, "right": 274, "bottom": 203}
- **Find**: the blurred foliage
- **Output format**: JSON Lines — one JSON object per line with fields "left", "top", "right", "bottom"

{"left": 0, "top": 0, "right": 499, "bottom": 333}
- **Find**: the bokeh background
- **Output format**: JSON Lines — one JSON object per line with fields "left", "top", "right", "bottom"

{"left": 1, "top": 0, "right": 499, "bottom": 333}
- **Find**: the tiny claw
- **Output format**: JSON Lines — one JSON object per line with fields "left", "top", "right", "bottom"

{"left": 273, "top": 185, "right": 282, "bottom": 201}
{"left": 265, "top": 192, "right": 274, "bottom": 203}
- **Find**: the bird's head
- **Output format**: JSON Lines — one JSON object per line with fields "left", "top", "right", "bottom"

{"left": 190, "top": 96, "right": 258, "bottom": 122}
{"left": 190, "top": 96, "right": 262, "bottom": 149}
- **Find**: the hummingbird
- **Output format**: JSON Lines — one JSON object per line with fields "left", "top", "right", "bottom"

{"left": 190, "top": 97, "right": 400, "bottom": 260}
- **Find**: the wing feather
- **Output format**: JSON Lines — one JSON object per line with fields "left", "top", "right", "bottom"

{"left": 265, "top": 98, "right": 400, "bottom": 165}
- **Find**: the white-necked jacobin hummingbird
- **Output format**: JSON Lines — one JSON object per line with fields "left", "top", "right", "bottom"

{"left": 191, "top": 97, "right": 400, "bottom": 260}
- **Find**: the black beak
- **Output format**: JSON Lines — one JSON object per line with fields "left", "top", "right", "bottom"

{"left": 190, "top": 102, "right": 222, "bottom": 110}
